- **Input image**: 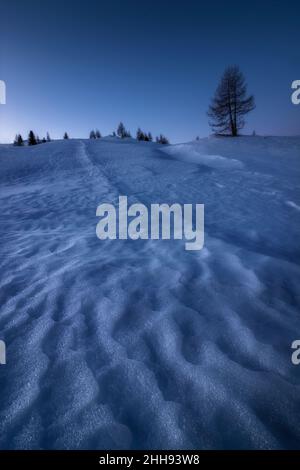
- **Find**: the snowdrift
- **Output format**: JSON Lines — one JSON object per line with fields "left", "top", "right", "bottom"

{"left": 0, "top": 136, "right": 300, "bottom": 449}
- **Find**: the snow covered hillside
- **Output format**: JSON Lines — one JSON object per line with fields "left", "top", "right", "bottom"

{"left": 0, "top": 136, "right": 300, "bottom": 449}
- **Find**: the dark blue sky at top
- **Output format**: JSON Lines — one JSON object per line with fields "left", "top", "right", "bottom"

{"left": 0, "top": 0, "right": 299, "bottom": 143}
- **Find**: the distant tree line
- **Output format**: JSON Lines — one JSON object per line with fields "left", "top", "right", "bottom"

{"left": 13, "top": 123, "right": 170, "bottom": 146}
{"left": 136, "top": 128, "right": 152, "bottom": 141}
{"left": 156, "top": 134, "right": 169, "bottom": 144}
{"left": 14, "top": 131, "right": 52, "bottom": 146}
{"left": 89, "top": 129, "right": 101, "bottom": 139}
{"left": 115, "top": 122, "right": 169, "bottom": 144}
{"left": 88, "top": 122, "right": 169, "bottom": 144}
{"left": 13, "top": 130, "right": 73, "bottom": 146}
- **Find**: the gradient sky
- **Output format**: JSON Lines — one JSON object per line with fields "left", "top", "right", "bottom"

{"left": 0, "top": 0, "right": 300, "bottom": 143}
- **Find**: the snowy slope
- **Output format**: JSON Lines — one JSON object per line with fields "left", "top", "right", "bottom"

{"left": 0, "top": 136, "right": 300, "bottom": 449}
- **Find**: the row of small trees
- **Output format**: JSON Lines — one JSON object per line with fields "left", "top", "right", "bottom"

{"left": 115, "top": 122, "right": 169, "bottom": 144}
{"left": 156, "top": 134, "right": 169, "bottom": 144}
{"left": 14, "top": 125, "right": 170, "bottom": 146}
{"left": 13, "top": 131, "right": 71, "bottom": 146}
{"left": 89, "top": 129, "right": 101, "bottom": 139}
{"left": 136, "top": 128, "right": 152, "bottom": 141}
{"left": 88, "top": 122, "right": 169, "bottom": 144}
{"left": 14, "top": 131, "right": 52, "bottom": 146}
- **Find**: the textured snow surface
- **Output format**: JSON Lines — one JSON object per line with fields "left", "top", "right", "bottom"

{"left": 0, "top": 136, "right": 300, "bottom": 449}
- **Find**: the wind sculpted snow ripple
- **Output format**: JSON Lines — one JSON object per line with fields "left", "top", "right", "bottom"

{"left": 0, "top": 137, "right": 300, "bottom": 449}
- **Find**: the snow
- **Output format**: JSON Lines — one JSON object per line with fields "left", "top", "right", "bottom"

{"left": 162, "top": 143, "right": 244, "bottom": 169}
{"left": 0, "top": 135, "right": 300, "bottom": 449}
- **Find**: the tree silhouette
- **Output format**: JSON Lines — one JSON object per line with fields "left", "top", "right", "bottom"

{"left": 156, "top": 134, "right": 169, "bottom": 145}
{"left": 136, "top": 128, "right": 144, "bottom": 141}
{"left": 28, "top": 130, "right": 37, "bottom": 146}
{"left": 117, "top": 122, "right": 126, "bottom": 138}
{"left": 14, "top": 134, "right": 24, "bottom": 146}
{"left": 136, "top": 129, "right": 153, "bottom": 142}
{"left": 117, "top": 122, "right": 131, "bottom": 138}
{"left": 208, "top": 65, "right": 255, "bottom": 137}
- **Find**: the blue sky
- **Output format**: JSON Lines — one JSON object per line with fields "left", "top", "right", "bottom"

{"left": 0, "top": 0, "right": 299, "bottom": 143}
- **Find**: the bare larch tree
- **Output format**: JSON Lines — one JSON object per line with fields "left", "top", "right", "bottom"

{"left": 208, "top": 65, "right": 255, "bottom": 137}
